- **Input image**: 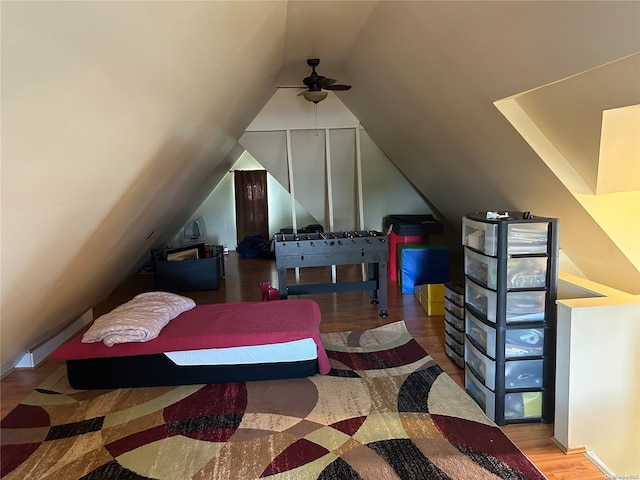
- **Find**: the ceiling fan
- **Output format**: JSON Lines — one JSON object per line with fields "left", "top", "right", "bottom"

{"left": 298, "top": 58, "right": 351, "bottom": 104}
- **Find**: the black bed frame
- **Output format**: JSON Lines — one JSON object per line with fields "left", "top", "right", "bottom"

{"left": 66, "top": 355, "right": 319, "bottom": 389}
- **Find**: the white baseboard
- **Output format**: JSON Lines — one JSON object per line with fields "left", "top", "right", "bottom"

{"left": 550, "top": 436, "right": 586, "bottom": 455}
{"left": 15, "top": 309, "right": 93, "bottom": 369}
{"left": 585, "top": 450, "right": 613, "bottom": 476}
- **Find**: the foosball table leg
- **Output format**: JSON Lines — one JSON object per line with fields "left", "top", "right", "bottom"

{"left": 368, "top": 263, "right": 379, "bottom": 304}
{"left": 377, "top": 262, "right": 388, "bottom": 317}
{"left": 277, "top": 268, "right": 288, "bottom": 299}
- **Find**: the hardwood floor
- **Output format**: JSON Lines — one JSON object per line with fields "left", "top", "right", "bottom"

{"left": 1, "top": 252, "right": 605, "bottom": 479}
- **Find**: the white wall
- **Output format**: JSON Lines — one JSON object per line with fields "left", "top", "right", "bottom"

{"left": 170, "top": 151, "right": 318, "bottom": 250}
{"left": 240, "top": 89, "right": 436, "bottom": 234}
{"left": 171, "top": 89, "right": 438, "bottom": 251}
{"left": 555, "top": 273, "right": 640, "bottom": 475}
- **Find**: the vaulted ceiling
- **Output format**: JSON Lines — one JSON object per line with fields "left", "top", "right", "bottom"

{"left": 2, "top": 1, "right": 639, "bottom": 370}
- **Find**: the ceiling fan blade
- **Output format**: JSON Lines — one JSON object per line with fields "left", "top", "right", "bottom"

{"left": 319, "top": 78, "right": 336, "bottom": 87}
{"left": 323, "top": 84, "right": 352, "bottom": 91}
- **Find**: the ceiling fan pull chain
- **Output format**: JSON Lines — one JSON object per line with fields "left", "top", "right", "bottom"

{"left": 314, "top": 103, "right": 319, "bottom": 132}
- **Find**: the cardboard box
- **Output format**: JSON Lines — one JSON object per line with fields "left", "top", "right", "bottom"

{"left": 426, "top": 283, "right": 445, "bottom": 301}
{"left": 425, "top": 301, "right": 445, "bottom": 315}
{"left": 415, "top": 283, "right": 446, "bottom": 315}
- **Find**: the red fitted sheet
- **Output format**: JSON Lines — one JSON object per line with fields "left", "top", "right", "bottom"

{"left": 51, "top": 299, "right": 330, "bottom": 374}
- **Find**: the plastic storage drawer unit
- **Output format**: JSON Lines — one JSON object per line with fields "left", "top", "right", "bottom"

{"left": 462, "top": 212, "right": 558, "bottom": 426}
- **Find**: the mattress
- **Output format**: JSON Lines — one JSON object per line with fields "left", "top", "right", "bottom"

{"left": 51, "top": 299, "right": 329, "bottom": 389}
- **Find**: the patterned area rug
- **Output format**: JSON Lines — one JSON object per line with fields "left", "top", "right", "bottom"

{"left": 1, "top": 321, "right": 546, "bottom": 479}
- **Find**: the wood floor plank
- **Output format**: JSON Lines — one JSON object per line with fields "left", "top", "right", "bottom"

{"left": 1, "top": 252, "right": 604, "bottom": 479}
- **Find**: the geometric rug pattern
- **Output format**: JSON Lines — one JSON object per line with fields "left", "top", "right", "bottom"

{"left": 1, "top": 320, "right": 546, "bottom": 479}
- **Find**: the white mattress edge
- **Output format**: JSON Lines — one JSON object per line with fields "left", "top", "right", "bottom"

{"left": 163, "top": 338, "right": 318, "bottom": 366}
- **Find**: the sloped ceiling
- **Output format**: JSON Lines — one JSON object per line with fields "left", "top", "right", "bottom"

{"left": 332, "top": 1, "right": 640, "bottom": 292}
{"left": 495, "top": 54, "right": 640, "bottom": 271}
{"left": 1, "top": 1, "right": 639, "bottom": 369}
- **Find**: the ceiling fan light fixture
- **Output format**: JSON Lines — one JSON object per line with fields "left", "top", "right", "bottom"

{"left": 302, "top": 90, "right": 328, "bottom": 104}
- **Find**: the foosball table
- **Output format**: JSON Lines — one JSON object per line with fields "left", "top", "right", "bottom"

{"left": 274, "top": 230, "right": 389, "bottom": 317}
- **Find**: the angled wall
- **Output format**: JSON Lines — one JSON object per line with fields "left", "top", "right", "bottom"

{"left": 0, "top": 1, "right": 287, "bottom": 372}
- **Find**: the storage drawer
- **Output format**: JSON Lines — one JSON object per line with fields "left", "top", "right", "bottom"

{"left": 462, "top": 217, "right": 498, "bottom": 255}
{"left": 504, "top": 392, "right": 543, "bottom": 421}
{"left": 507, "top": 257, "right": 548, "bottom": 289}
{"left": 463, "top": 217, "right": 550, "bottom": 256}
{"left": 506, "top": 291, "right": 546, "bottom": 322}
{"left": 465, "top": 309, "right": 497, "bottom": 358}
{"left": 444, "top": 282, "right": 464, "bottom": 306}
{"left": 464, "top": 248, "right": 497, "bottom": 288}
{"left": 506, "top": 223, "right": 549, "bottom": 255}
{"left": 464, "top": 248, "right": 548, "bottom": 290}
{"left": 466, "top": 341, "right": 543, "bottom": 390}
{"left": 465, "top": 341, "right": 497, "bottom": 389}
{"left": 465, "top": 367, "right": 496, "bottom": 420}
{"left": 466, "top": 310, "right": 545, "bottom": 359}
{"left": 444, "top": 320, "right": 464, "bottom": 344}
{"left": 466, "top": 368, "right": 543, "bottom": 422}
{"left": 504, "top": 359, "right": 544, "bottom": 389}
{"left": 444, "top": 299, "right": 464, "bottom": 319}
{"left": 444, "top": 308, "right": 464, "bottom": 331}
{"left": 465, "top": 281, "right": 546, "bottom": 323}
{"left": 505, "top": 328, "right": 545, "bottom": 358}
{"left": 445, "top": 331, "right": 464, "bottom": 356}
{"left": 445, "top": 344, "right": 464, "bottom": 369}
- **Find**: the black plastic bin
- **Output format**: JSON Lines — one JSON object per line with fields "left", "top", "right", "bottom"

{"left": 383, "top": 214, "right": 444, "bottom": 236}
{"left": 155, "top": 256, "right": 220, "bottom": 292}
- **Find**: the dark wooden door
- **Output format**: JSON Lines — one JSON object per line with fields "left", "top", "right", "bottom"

{"left": 234, "top": 170, "right": 269, "bottom": 245}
